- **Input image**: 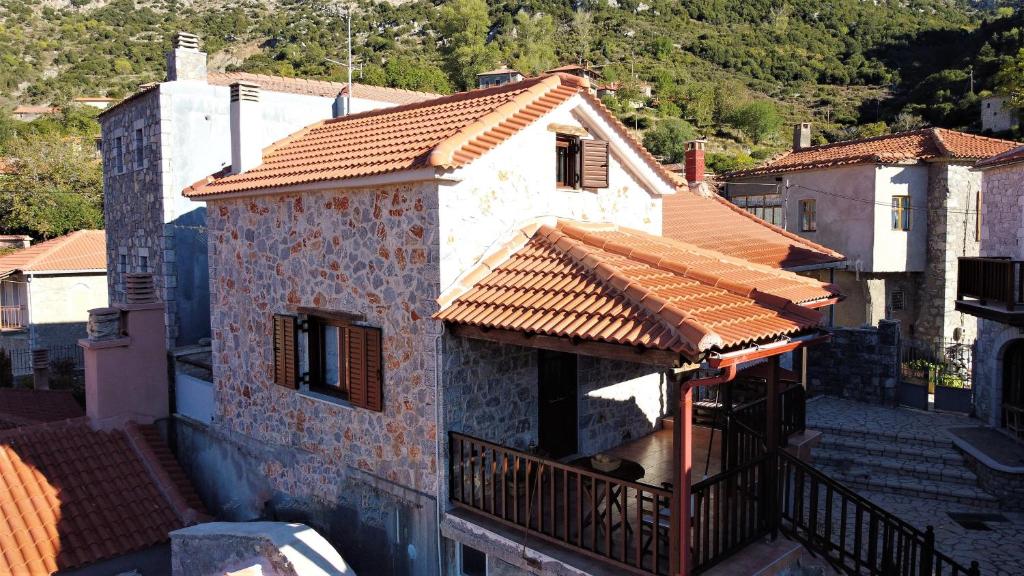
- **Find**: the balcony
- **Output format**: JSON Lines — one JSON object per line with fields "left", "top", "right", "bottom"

{"left": 0, "top": 305, "right": 25, "bottom": 331}
{"left": 955, "top": 257, "right": 1024, "bottom": 325}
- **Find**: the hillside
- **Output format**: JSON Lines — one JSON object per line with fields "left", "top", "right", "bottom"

{"left": 1, "top": 0, "right": 1022, "bottom": 160}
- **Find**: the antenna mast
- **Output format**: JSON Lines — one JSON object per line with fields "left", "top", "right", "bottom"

{"left": 347, "top": 4, "right": 352, "bottom": 115}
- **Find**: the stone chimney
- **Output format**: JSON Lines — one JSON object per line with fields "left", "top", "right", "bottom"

{"left": 230, "top": 81, "right": 263, "bottom": 174}
{"left": 684, "top": 140, "right": 706, "bottom": 184}
{"left": 793, "top": 123, "right": 812, "bottom": 150}
{"left": 80, "top": 273, "right": 168, "bottom": 429}
{"left": 167, "top": 32, "right": 208, "bottom": 82}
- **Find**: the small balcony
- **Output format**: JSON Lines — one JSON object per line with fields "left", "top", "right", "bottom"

{"left": 955, "top": 257, "right": 1024, "bottom": 325}
{"left": 0, "top": 305, "right": 26, "bottom": 331}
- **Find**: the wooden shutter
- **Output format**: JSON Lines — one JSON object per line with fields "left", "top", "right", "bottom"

{"left": 273, "top": 314, "right": 298, "bottom": 389}
{"left": 345, "top": 325, "right": 383, "bottom": 412}
{"left": 580, "top": 139, "right": 609, "bottom": 189}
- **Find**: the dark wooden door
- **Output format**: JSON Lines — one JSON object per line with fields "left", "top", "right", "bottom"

{"left": 537, "top": 350, "right": 578, "bottom": 458}
{"left": 1004, "top": 340, "right": 1024, "bottom": 414}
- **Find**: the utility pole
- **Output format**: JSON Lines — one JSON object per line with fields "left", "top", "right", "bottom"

{"left": 969, "top": 65, "right": 975, "bottom": 95}
{"left": 346, "top": 4, "right": 352, "bottom": 115}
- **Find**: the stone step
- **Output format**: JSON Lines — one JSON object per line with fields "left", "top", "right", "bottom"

{"left": 814, "top": 464, "right": 1000, "bottom": 509}
{"left": 813, "top": 449, "right": 979, "bottom": 487}
{"left": 816, "top": 434, "right": 965, "bottom": 466}
{"left": 809, "top": 422, "right": 953, "bottom": 450}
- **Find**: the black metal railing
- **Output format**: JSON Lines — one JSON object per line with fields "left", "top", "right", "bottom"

{"left": 778, "top": 450, "right": 980, "bottom": 576}
{"left": 957, "top": 257, "right": 1024, "bottom": 310}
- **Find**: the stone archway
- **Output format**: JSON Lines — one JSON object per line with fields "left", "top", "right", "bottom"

{"left": 1003, "top": 340, "right": 1024, "bottom": 437}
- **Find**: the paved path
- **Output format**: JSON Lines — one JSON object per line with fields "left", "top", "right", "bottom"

{"left": 807, "top": 396, "right": 1024, "bottom": 576}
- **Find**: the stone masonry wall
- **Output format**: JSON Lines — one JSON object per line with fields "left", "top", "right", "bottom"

{"left": 807, "top": 320, "right": 901, "bottom": 405}
{"left": 915, "top": 163, "right": 980, "bottom": 344}
{"left": 577, "top": 356, "right": 666, "bottom": 455}
{"left": 99, "top": 88, "right": 170, "bottom": 343}
{"left": 206, "top": 182, "right": 442, "bottom": 573}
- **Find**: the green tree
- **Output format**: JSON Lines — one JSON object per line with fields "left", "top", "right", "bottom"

{"left": 437, "top": 0, "right": 498, "bottom": 90}
{"left": 642, "top": 118, "right": 697, "bottom": 163}
{"left": 0, "top": 132, "right": 103, "bottom": 238}
{"left": 730, "top": 101, "right": 781, "bottom": 144}
{"left": 996, "top": 48, "right": 1024, "bottom": 108}
{"left": 504, "top": 11, "right": 557, "bottom": 75}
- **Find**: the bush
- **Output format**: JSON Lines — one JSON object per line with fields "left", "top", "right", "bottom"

{"left": 0, "top": 348, "right": 11, "bottom": 388}
{"left": 642, "top": 118, "right": 697, "bottom": 163}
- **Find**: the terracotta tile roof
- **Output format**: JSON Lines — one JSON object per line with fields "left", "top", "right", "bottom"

{"left": 727, "top": 128, "right": 1019, "bottom": 177}
{"left": 435, "top": 220, "right": 838, "bottom": 359}
{"left": 0, "top": 230, "right": 106, "bottom": 276}
{"left": 185, "top": 73, "right": 680, "bottom": 198}
{"left": 0, "top": 420, "right": 204, "bottom": 574}
{"left": 207, "top": 71, "right": 440, "bottom": 104}
{"left": 975, "top": 144, "right": 1024, "bottom": 169}
{"left": 0, "top": 390, "right": 83, "bottom": 430}
{"left": 663, "top": 189, "right": 844, "bottom": 269}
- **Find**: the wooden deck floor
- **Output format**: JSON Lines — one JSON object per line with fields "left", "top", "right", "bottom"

{"left": 605, "top": 425, "right": 722, "bottom": 488}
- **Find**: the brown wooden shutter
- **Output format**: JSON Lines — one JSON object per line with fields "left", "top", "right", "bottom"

{"left": 580, "top": 139, "right": 609, "bottom": 189}
{"left": 345, "top": 326, "right": 383, "bottom": 411}
{"left": 272, "top": 314, "right": 298, "bottom": 389}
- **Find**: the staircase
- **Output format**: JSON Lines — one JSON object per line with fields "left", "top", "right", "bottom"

{"left": 811, "top": 422, "right": 999, "bottom": 509}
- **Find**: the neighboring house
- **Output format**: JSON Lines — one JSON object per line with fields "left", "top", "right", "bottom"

{"left": 956, "top": 146, "right": 1024, "bottom": 436}
{"left": 72, "top": 96, "right": 117, "bottom": 110}
{"left": 0, "top": 234, "right": 31, "bottom": 250}
{"left": 97, "top": 31, "right": 440, "bottom": 349}
{"left": 0, "top": 230, "right": 107, "bottom": 370}
{"left": 476, "top": 66, "right": 524, "bottom": 88}
{"left": 724, "top": 125, "right": 1018, "bottom": 345}
{"left": 981, "top": 95, "right": 1018, "bottom": 134}
{"left": 11, "top": 105, "right": 58, "bottom": 121}
{"left": 178, "top": 72, "right": 841, "bottom": 576}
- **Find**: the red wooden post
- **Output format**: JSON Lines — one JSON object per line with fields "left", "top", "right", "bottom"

{"left": 674, "top": 377, "right": 694, "bottom": 576}
{"left": 765, "top": 356, "right": 781, "bottom": 539}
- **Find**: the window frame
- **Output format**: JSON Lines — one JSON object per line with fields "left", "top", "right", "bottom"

{"left": 114, "top": 136, "right": 124, "bottom": 174}
{"left": 134, "top": 127, "right": 145, "bottom": 168}
{"left": 458, "top": 543, "right": 488, "bottom": 576}
{"left": 891, "top": 195, "right": 911, "bottom": 231}
{"left": 307, "top": 315, "right": 351, "bottom": 400}
{"left": 799, "top": 199, "right": 817, "bottom": 232}
{"left": 555, "top": 134, "right": 579, "bottom": 189}
{"left": 890, "top": 289, "right": 906, "bottom": 312}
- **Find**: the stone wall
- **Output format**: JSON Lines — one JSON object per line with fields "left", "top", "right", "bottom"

{"left": 807, "top": 320, "right": 901, "bottom": 405}
{"left": 577, "top": 356, "right": 666, "bottom": 455}
{"left": 915, "top": 163, "right": 980, "bottom": 344}
{"left": 205, "top": 182, "right": 442, "bottom": 575}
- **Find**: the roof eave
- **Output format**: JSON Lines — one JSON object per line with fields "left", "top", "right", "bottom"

{"left": 186, "top": 167, "right": 444, "bottom": 201}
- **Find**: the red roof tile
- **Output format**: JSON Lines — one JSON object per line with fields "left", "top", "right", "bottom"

{"left": 663, "top": 189, "right": 843, "bottom": 269}
{"left": 0, "top": 420, "right": 203, "bottom": 574}
{"left": 207, "top": 71, "right": 440, "bottom": 104}
{"left": 0, "top": 390, "right": 83, "bottom": 430}
{"left": 185, "top": 74, "right": 679, "bottom": 198}
{"left": 728, "top": 128, "right": 1019, "bottom": 177}
{"left": 0, "top": 230, "right": 106, "bottom": 276}
{"left": 975, "top": 144, "right": 1024, "bottom": 169}
{"left": 435, "top": 220, "right": 838, "bottom": 359}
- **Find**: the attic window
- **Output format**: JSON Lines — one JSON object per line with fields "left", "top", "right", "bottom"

{"left": 556, "top": 135, "right": 579, "bottom": 188}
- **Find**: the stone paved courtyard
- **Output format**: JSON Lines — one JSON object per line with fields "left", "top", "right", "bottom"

{"left": 807, "top": 396, "right": 1024, "bottom": 576}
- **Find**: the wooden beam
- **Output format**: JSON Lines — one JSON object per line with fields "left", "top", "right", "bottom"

{"left": 448, "top": 324, "right": 685, "bottom": 367}
{"left": 291, "top": 306, "right": 365, "bottom": 324}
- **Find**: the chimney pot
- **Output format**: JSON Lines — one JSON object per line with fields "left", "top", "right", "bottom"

{"left": 684, "top": 140, "right": 706, "bottom": 184}
{"left": 125, "top": 273, "right": 158, "bottom": 304}
{"left": 793, "top": 123, "right": 812, "bottom": 150}
{"left": 230, "top": 82, "right": 263, "bottom": 174}
{"left": 167, "top": 31, "right": 207, "bottom": 82}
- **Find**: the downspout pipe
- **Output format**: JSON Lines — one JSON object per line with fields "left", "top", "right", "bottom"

{"left": 674, "top": 362, "right": 737, "bottom": 576}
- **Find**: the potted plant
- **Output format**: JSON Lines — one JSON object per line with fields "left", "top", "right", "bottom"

{"left": 899, "top": 359, "right": 933, "bottom": 410}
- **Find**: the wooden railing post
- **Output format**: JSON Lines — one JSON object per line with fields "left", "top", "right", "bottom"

{"left": 968, "top": 560, "right": 981, "bottom": 576}
{"left": 766, "top": 357, "right": 780, "bottom": 540}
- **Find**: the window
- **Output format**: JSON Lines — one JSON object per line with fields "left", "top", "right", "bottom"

{"left": 139, "top": 255, "right": 148, "bottom": 272}
{"left": 891, "top": 195, "right": 911, "bottom": 231}
{"left": 117, "top": 250, "right": 127, "bottom": 299}
{"left": 134, "top": 128, "right": 144, "bottom": 167}
{"left": 114, "top": 136, "right": 124, "bottom": 173}
{"left": 556, "top": 135, "right": 578, "bottom": 188}
{"left": 579, "top": 139, "right": 609, "bottom": 188}
{"left": 273, "top": 312, "right": 383, "bottom": 411}
{"left": 459, "top": 544, "right": 487, "bottom": 576}
{"left": 799, "top": 199, "right": 817, "bottom": 232}
{"left": 732, "top": 193, "right": 783, "bottom": 225}
{"left": 891, "top": 290, "right": 906, "bottom": 312}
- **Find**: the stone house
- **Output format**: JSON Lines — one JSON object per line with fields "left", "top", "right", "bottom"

{"left": 178, "top": 71, "right": 841, "bottom": 576}
{"left": 981, "top": 95, "right": 1018, "bottom": 134}
{"left": 956, "top": 146, "right": 1024, "bottom": 435}
{"left": 476, "top": 67, "right": 524, "bottom": 89}
{"left": 724, "top": 125, "right": 1019, "bottom": 346}
{"left": 97, "top": 31, "right": 440, "bottom": 349}
{"left": 0, "top": 230, "right": 107, "bottom": 373}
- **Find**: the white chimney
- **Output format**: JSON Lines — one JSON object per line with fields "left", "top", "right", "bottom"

{"left": 793, "top": 123, "right": 812, "bottom": 150}
{"left": 230, "top": 81, "right": 262, "bottom": 174}
{"left": 167, "top": 32, "right": 207, "bottom": 82}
